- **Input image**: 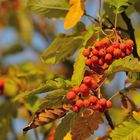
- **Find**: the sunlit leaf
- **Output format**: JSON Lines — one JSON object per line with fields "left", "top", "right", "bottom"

{"left": 27, "top": 0, "right": 69, "bottom": 18}
{"left": 64, "top": 0, "right": 84, "bottom": 30}
{"left": 71, "top": 47, "right": 85, "bottom": 86}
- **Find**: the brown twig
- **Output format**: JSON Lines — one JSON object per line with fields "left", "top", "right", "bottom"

{"left": 121, "top": 12, "right": 139, "bottom": 59}
{"left": 104, "top": 111, "right": 115, "bottom": 129}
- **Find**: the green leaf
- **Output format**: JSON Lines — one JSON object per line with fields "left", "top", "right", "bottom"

{"left": 13, "top": 79, "right": 72, "bottom": 101}
{"left": 54, "top": 113, "right": 77, "bottom": 140}
{"left": 27, "top": 0, "right": 69, "bottom": 18}
{"left": 110, "top": 119, "right": 140, "bottom": 140}
{"left": 25, "top": 96, "right": 42, "bottom": 113}
{"left": 38, "top": 89, "right": 67, "bottom": 111}
{"left": 107, "top": 57, "right": 140, "bottom": 75}
{"left": 71, "top": 47, "right": 85, "bottom": 86}
{"left": 106, "top": 0, "right": 129, "bottom": 13}
{"left": 41, "top": 33, "right": 84, "bottom": 64}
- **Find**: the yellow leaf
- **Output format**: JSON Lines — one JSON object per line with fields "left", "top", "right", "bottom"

{"left": 64, "top": 0, "right": 84, "bottom": 30}
{"left": 63, "top": 132, "right": 72, "bottom": 140}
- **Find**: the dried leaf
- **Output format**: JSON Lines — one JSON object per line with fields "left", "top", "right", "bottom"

{"left": 71, "top": 110, "right": 104, "bottom": 140}
{"left": 120, "top": 92, "right": 137, "bottom": 113}
{"left": 23, "top": 104, "right": 72, "bottom": 132}
{"left": 64, "top": 0, "right": 85, "bottom": 30}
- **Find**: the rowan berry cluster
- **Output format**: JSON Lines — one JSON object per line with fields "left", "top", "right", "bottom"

{"left": 66, "top": 37, "right": 134, "bottom": 113}
{"left": 66, "top": 70, "right": 112, "bottom": 112}
{"left": 1, "top": 0, "right": 20, "bottom": 13}
{"left": 83, "top": 38, "right": 134, "bottom": 71}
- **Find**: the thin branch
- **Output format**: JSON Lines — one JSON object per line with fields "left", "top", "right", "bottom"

{"left": 121, "top": 12, "right": 139, "bottom": 59}
{"left": 104, "top": 111, "right": 115, "bottom": 129}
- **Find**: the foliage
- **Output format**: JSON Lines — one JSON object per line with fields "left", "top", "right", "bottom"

{"left": 27, "top": 0, "right": 69, "bottom": 18}
{"left": 41, "top": 33, "right": 84, "bottom": 64}
{"left": 1, "top": 0, "right": 140, "bottom": 139}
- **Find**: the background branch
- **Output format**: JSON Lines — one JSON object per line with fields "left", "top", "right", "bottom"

{"left": 121, "top": 12, "right": 139, "bottom": 59}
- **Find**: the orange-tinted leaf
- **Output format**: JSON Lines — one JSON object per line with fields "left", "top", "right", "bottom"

{"left": 64, "top": 0, "right": 84, "bottom": 30}
{"left": 23, "top": 104, "right": 72, "bottom": 132}
{"left": 71, "top": 109, "right": 104, "bottom": 140}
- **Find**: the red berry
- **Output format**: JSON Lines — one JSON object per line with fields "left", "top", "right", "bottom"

{"left": 101, "top": 37, "right": 110, "bottom": 46}
{"left": 113, "top": 49, "right": 121, "bottom": 57}
{"left": 98, "top": 58, "right": 104, "bottom": 66}
{"left": 90, "top": 80, "right": 97, "bottom": 90}
{"left": 125, "top": 39, "right": 134, "bottom": 47}
{"left": 75, "top": 99, "right": 83, "bottom": 107}
{"left": 72, "top": 86, "right": 80, "bottom": 94}
{"left": 0, "top": 77, "right": 4, "bottom": 86}
{"left": 106, "top": 100, "right": 112, "bottom": 108}
{"left": 72, "top": 106, "right": 79, "bottom": 112}
{"left": 98, "top": 98, "right": 106, "bottom": 106}
{"left": 82, "top": 92, "right": 89, "bottom": 97}
{"left": 92, "top": 48, "right": 99, "bottom": 56}
{"left": 66, "top": 91, "right": 76, "bottom": 100}
{"left": 83, "top": 76, "right": 92, "bottom": 85}
{"left": 126, "top": 48, "right": 132, "bottom": 55}
{"left": 112, "top": 42, "right": 120, "bottom": 48}
{"left": 83, "top": 100, "right": 90, "bottom": 107}
{"left": 99, "top": 49, "right": 106, "bottom": 57}
{"left": 85, "top": 59, "right": 92, "bottom": 66}
{"left": 94, "top": 42, "right": 103, "bottom": 49}
{"left": 106, "top": 46, "right": 114, "bottom": 54}
{"left": 80, "top": 84, "right": 89, "bottom": 93}
{"left": 120, "top": 44, "right": 126, "bottom": 51}
{"left": 121, "top": 52, "right": 126, "bottom": 58}
{"left": 91, "top": 103, "right": 101, "bottom": 110}
{"left": 89, "top": 96, "right": 97, "bottom": 104}
{"left": 83, "top": 49, "right": 91, "bottom": 57}
{"left": 91, "top": 56, "right": 99, "bottom": 63}
{"left": 105, "top": 53, "right": 112, "bottom": 61}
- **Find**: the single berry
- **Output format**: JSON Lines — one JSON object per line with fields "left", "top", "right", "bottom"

{"left": 0, "top": 77, "right": 4, "bottom": 86}
{"left": 80, "top": 84, "right": 89, "bottom": 93}
{"left": 91, "top": 103, "right": 101, "bottom": 110}
{"left": 82, "top": 92, "right": 89, "bottom": 97}
{"left": 83, "top": 49, "right": 91, "bottom": 57}
{"left": 72, "top": 86, "right": 80, "bottom": 94}
{"left": 106, "top": 46, "right": 114, "bottom": 54}
{"left": 89, "top": 96, "right": 97, "bottom": 104}
{"left": 83, "top": 76, "right": 92, "bottom": 85}
{"left": 98, "top": 98, "right": 107, "bottom": 106}
{"left": 126, "top": 48, "right": 132, "bottom": 55}
{"left": 75, "top": 99, "right": 83, "bottom": 107}
{"left": 66, "top": 91, "right": 76, "bottom": 100}
{"left": 83, "top": 100, "right": 90, "bottom": 107}
{"left": 120, "top": 44, "right": 126, "bottom": 51}
{"left": 99, "top": 49, "right": 106, "bottom": 57}
{"left": 112, "top": 42, "right": 120, "bottom": 48}
{"left": 90, "top": 80, "right": 97, "bottom": 90}
{"left": 85, "top": 59, "right": 92, "bottom": 66}
{"left": 91, "top": 56, "right": 99, "bottom": 63}
{"left": 113, "top": 49, "right": 121, "bottom": 57}
{"left": 98, "top": 58, "right": 104, "bottom": 66}
{"left": 121, "top": 52, "right": 126, "bottom": 58}
{"left": 106, "top": 100, "right": 112, "bottom": 108}
{"left": 72, "top": 106, "right": 79, "bottom": 112}
{"left": 105, "top": 53, "right": 112, "bottom": 61}
{"left": 92, "top": 48, "right": 99, "bottom": 56}
{"left": 94, "top": 42, "right": 103, "bottom": 49}
{"left": 101, "top": 37, "right": 110, "bottom": 46}
{"left": 125, "top": 39, "right": 134, "bottom": 47}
